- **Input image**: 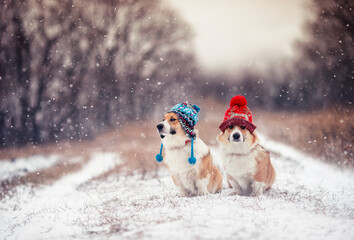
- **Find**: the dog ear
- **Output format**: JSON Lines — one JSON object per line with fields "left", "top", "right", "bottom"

{"left": 192, "top": 104, "right": 200, "bottom": 113}
{"left": 251, "top": 130, "right": 259, "bottom": 139}
{"left": 216, "top": 131, "right": 224, "bottom": 142}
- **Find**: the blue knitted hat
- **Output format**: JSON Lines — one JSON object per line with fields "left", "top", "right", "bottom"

{"left": 156, "top": 102, "right": 200, "bottom": 165}
{"left": 169, "top": 102, "right": 200, "bottom": 139}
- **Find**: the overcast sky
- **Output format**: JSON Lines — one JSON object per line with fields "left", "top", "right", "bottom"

{"left": 165, "top": 0, "right": 310, "bottom": 74}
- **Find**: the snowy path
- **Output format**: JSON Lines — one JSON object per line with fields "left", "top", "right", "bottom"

{"left": 0, "top": 155, "right": 60, "bottom": 181}
{"left": 0, "top": 152, "right": 122, "bottom": 239}
{"left": 1, "top": 139, "right": 354, "bottom": 240}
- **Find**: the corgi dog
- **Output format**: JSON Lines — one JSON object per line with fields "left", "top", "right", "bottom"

{"left": 217, "top": 96, "right": 275, "bottom": 196}
{"left": 156, "top": 103, "right": 222, "bottom": 197}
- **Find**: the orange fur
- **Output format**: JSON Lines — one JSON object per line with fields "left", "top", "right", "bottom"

{"left": 163, "top": 113, "right": 185, "bottom": 137}
{"left": 198, "top": 152, "right": 222, "bottom": 193}
{"left": 254, "top": 148, "right": 276, "bottom": 189}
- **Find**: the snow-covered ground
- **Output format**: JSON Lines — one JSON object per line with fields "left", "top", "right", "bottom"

{"left": 0, "top": 155, "right": 60, "bottom": 181}
{"left": 1, "top": 138, "right": 353, "bottom": 240}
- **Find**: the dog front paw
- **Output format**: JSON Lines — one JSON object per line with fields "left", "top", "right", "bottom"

{"left": 178, "top": 188, "right": 190, "bottom": 197}
{"left": 250, "top": 189, "right": 263, "bottom": 196}
{"left": 229, "top": 189, "right": 243, "bottom": 196}
{"left": 178, "top": 188, "right": 197, "bottom": 197}
{"left": 197, "top": 190, "right": 208, "bottom": 196}
{"left": 178, "top": 192, "right": 188, "bottom": 197}
{"left": 251, "top": 181, "right": 264, "bottom": 196}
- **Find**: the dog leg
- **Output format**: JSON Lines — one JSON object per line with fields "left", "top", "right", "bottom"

{"left": 208, "top": 167, "right": 223, "bottom": 194}
{"left": 178, "top": 186, "right": 191, "bottom": 197}
{"left": 229, "top": 179, "right": 243, "bottom": 195}
{"left": 180, "top": 172, "right": 200, "bottom": 196}
{"left": 172, "top": 175, "right": 190, "bottom": 197}
{"left": 196, "top": 177, "right": 209, "bottom": 195}
{"left": 250, "top": 181, "right": 265, "bottom": 196}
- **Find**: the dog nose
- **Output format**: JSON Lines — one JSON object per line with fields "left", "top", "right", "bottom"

{"left": 232, "top": 132, "right": 240, "bottom": 140}
{"left": 156, "top": 123, "right": 164, "bottom": 131}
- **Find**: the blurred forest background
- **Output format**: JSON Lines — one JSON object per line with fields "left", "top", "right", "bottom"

{"left": 0, "top": 0, "right": 353, "bottom": 165}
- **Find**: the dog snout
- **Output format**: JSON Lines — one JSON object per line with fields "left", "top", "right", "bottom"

{"left": 156, "top": 123, "right": 164, "bottom": 132}
{"left": 232, "top": 132, "right": 240, "bottom": 140}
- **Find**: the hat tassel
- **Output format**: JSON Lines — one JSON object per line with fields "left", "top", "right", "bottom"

{"left": 156, "top": 143, "right": 163, "bottom": 162}
{"left": 188, "top": 138, "right": 196, "bottom": 165}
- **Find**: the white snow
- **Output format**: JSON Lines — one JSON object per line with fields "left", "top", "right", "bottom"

{"left": 259, "top": 134, "right": 354, "bottom": 207}
{"left": 0, "top": 141, "right": 353, "bottom": 240}
{"left": 0, "top": 155, "right": 60, "bottom": 181}
{"left": 0, "top": 152, "right": 122, "bottom": 239}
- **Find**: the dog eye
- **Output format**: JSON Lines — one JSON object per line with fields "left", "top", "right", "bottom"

{"left": 241, "top": 126, "right": 246, "bottom": 130}
{"left": 170, "top": 118, "right": 176, "bottom": 122}
{"left": 228, "top": 125, "right": 234, "bottom": 129}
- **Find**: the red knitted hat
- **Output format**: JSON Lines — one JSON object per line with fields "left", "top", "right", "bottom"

{"left": 219, "top": 95, "right": 256, "bottom": 133}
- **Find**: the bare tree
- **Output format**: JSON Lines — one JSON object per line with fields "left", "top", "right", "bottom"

{"left": 293, "top": 0, "right": 353, "bottom": 107}
{"left": 0, "top": 0, "right": 196, "bottom": 147}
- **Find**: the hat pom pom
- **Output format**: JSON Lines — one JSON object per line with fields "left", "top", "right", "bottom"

{"left": 188, "top": 156, "right": 196, "bottom": 165}
{"left": 155, "top": 154, "right": 163, "bottom": 162}
{"left": 193, "top": 104, "right": 200, "bottom": 113}
{"left": 230, "top": 95, "right": 247, "bottom": 107}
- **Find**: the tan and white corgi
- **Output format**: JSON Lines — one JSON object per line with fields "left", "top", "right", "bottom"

{"left": 156, "top": 103, "right": 222, "bottom": 197}
{"left": 217, "top": 96, "right": 275, "bottom": 196}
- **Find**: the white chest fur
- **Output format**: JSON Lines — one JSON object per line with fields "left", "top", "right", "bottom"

{"left": 164, "top": 137, "right": 209, "bottom": 174}
{"left": 219, "top": 144, "right": 258, "bottom": 189}
{"left": 221, "top": 151, "right": 257, "bottom": 178}
{"left": 162, "top": 136, "right": 210, "bottom": 195}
